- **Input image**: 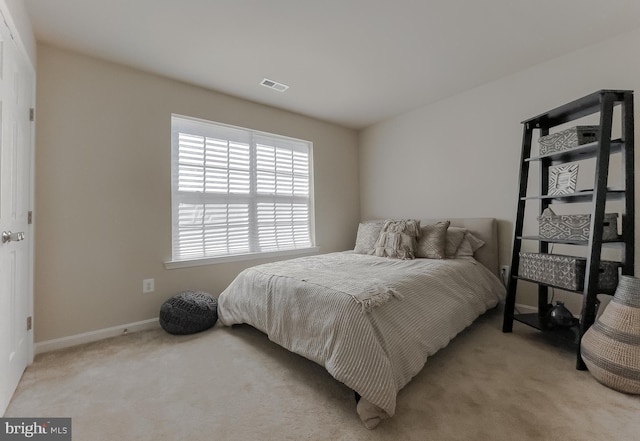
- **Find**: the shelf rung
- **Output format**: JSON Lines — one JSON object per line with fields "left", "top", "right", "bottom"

{"left": 525, "top": 139, "right": 623, "bottom": 163}
{"left": 513, "top": 313, "right": 580, "bottom": 345}
{"left": 517, "top": 235, "right": 626, "bottom": 245}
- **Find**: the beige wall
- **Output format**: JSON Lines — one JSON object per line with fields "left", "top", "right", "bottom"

{"left": 359, "top": 28, "right": 640, "bottom": 312}
{"left": 34, "top": 44, "right": 360, "bottom": 342}
{"left": 34, "top": 26, "right": 640, "bottom": 340}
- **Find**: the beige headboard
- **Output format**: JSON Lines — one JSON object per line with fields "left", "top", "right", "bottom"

{"left": 420, "top": 218, "right": 500, "bottom": 276}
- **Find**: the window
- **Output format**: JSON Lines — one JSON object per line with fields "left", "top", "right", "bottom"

{"left": 169, "top": 115, "right": 315, "bottom": 265}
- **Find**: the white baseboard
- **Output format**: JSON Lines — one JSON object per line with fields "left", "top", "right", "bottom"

{"left": 35, "top": 318, "right": 160, "bottom": 355}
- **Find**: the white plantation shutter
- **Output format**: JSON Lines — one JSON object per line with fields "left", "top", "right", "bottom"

{"left": 171, "top": 115, "right": 314, "bottom": 262}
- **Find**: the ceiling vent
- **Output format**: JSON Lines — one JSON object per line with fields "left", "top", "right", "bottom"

{"left": 260, "top": 78, "right": 289, "bottom": 92}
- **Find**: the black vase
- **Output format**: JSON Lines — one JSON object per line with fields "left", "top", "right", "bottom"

{"left": 548, "top": 301, "right": 575, "bottom": 327}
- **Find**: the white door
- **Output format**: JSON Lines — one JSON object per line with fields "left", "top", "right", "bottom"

{"left": 0, "top": 11, "right": 35, "bottom": 415}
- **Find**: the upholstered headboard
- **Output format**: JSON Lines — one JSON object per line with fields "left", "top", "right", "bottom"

{"left": 420, "top": 218, "right": 500, "bottom": 276}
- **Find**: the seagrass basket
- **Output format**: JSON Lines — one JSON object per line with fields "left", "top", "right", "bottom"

{"left": 581, "top": 275, "right": 640, "bottom": 394}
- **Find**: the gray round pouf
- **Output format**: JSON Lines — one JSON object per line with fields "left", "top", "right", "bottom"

{"left": 159, "top": 291, "right": 218, "bottom": 335}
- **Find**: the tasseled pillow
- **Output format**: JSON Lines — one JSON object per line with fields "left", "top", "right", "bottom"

{"left": 373, "top": 219, "right": 421, "bottom": 259}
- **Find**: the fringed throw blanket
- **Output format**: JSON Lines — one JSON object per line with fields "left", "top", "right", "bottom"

{"left": 251, "top": 252, "right": 408, "bottom": 310}
{"left": 373, "top": 219, "right": 421, "bottom": 259}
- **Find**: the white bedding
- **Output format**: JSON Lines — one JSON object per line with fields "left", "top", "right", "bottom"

{"left": 217, "top": 251, "right": 505, "bottom": 428}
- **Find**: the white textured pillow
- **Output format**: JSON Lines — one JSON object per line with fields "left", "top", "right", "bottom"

{"left": 455, "top": 232, "right": 485, "bottom": 258}
{"left": 445, "top": 227, "right": 467, "bottom": 258}
{"left": 354, "top": 222, "right": 384, "bottom": 254}
{"left": 416, "top": 221, "right": 450, "bottom": 259}
{"left": 373, "top": 219, "right": 421, "bottom": 259}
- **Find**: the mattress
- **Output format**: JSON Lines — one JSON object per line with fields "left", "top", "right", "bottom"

{"left": 217, "top": 251, "right": 505, "bottom": 428}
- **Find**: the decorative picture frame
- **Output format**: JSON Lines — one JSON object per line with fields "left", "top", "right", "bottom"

{"left": 548, "top": 164, "right": 578, "bottom": 195}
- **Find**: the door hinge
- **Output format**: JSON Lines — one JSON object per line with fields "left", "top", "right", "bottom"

{"left": 27, "top": 316, "right": 32, "bottom": 331}
{"left": 28, "top": 211, "right": 33, "bottom": 224}
{"left": 29, "top": 108, "right": 35, "bottom": 122}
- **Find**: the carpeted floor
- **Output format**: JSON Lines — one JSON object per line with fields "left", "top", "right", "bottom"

{"left": 5, "top": 307, "right": 640, "bottom": 441}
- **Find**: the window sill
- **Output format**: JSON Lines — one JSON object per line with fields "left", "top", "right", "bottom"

{"left": 164, "top": 246, "right": 321, "bottom": 270}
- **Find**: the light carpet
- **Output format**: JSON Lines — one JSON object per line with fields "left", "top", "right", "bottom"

{"left": 5, "top": 307, "right": 640, "bottom": 440}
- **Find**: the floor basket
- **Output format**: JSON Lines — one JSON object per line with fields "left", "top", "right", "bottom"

{"left": 581, "top": 275, "right": 640, "bottom": 394}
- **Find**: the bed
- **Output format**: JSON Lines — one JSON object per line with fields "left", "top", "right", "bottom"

{"left": 217, "top": 218, "right": 505, "bottom": 428}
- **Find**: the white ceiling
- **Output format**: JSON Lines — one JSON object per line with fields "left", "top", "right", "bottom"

{"left": 24, "top": 0, "right": 640, "bottom": 129}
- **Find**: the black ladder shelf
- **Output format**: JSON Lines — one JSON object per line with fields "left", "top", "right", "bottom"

{"left": 502, "top": 90, "right": 635, "bottom": 370}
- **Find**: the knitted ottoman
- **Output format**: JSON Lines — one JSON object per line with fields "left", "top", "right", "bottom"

{"left": 159, "top": 291, "right": 218, "bottom": 335}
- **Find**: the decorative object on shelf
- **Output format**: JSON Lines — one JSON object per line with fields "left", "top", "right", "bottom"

{"left": 519, "top": 252, "right": 619, "bottom": 294}
{"left": 539, "top": 125, "right": 600, "bottom": 156}
{"left": 547, "top": 301, "right": 577, "bottom": 327}
{"left": 159, "top": 290, "right": 218, "bottom": 335}
{"left": 581, "top": 275, "right": 640, "bottom": 394}
{"left": 548, "top": 164, "right": 579, "bottom": 195}
{"left": 538, "top": 207, "right": 619, "bottom": 241}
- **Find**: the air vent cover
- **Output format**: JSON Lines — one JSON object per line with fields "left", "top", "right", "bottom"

{"left": 260, "top": 78, "right": 289, "bottom": 92}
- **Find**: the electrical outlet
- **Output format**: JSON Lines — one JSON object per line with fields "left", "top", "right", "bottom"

{"left": 500, "top": 265, "right": 510, "bottom": 287}
{"left": 142, "top": 278, "right": 155, "bottom": 293}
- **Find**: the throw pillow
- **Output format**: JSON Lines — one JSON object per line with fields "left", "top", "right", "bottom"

{"left": 373, "top": 219, "right": 421, "bottom": 259}
{"left": 445, "top": 227, "right": 468, "bottom": 258}
{"left": 455, "top": 232, "right": 485, "bottom": 258}
{"left": 416, "top": 221, "right": 451, "bottom": 259}
{"left": 354, "top": 222, "right": 384, "bottom": 254}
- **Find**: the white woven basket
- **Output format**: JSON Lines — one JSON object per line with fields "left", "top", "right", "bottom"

{"left": 581, "top": 275, "right": 640, "bottom": 394}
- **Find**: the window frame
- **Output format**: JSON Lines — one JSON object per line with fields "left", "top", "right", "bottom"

{"left": 165, "top": 114, "right": 318, "bottom": 269}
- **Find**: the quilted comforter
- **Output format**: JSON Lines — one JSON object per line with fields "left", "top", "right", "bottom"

{"left": 217, "top": 252, "right": 505, "bottom": 428}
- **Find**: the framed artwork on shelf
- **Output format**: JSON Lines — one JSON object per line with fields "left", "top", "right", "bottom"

{"left": 548, "top": 164, "right": 578, "bottom": 195}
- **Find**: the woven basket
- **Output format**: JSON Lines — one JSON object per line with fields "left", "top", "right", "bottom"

{"left": 581, "top": 275, "right": 640, "bottom": 394}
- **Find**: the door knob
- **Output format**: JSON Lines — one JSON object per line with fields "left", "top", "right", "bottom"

{"left": 2, "top": 231, "right": 25, "bottom": 243}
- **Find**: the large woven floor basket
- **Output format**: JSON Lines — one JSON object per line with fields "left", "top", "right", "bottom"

{"left": 581, "top": 275, "right": 640, "bottom": 394}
